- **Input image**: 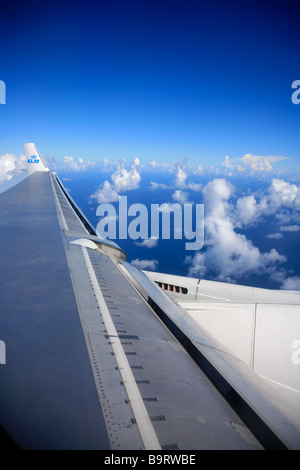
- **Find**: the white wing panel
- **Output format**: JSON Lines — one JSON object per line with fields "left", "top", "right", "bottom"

{"left": 177, "top": 301, "right": 256, "bottom": 366}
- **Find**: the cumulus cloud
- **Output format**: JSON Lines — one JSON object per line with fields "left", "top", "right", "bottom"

{"left": 131, "top": 258, "right": 159, "bottom": 270}
{"left": 90, "top": 180, "right": 119, "bottom": 203}
{"left": 193, "top": 164, "right": 204, "bottom": 175}
{"left": 233, "top": 178, "right": 300, "bottom": 230}
{"left": 172, "top": 189, "right": 189, "bottom": 204}
{"left": 184, "top": 176, "right": 300, "bottom": 285}
{"left": 238, "top": 154, "right": 290, "bottom": 173}
{"left": 175, "top": 166, "right": 188, "bottom": 187}
{"left": 135, "top": 236, "right": 159, "bottom": 248}
{"left": 149, "top": 159, "right": 172, "bottom": 170}
{"left": 281, "top": 276, "right": 300, "bottom": 290}
{"left": 269, "top": 179, "right": 300, "bottom": 210}
{"left": 90, "top": 157, "right": 142, "bottom": 203}
{"left": 240, "top": 154, "right": 273, "bottom": 172}
{"left": 149, "top": 181, "right": 169, "bottom": 190}
{"left": 187, "top": 183, "right": 202, "bottom": 191}
{"left": 153, "top": 202, "right": 179, "bottom": 213}
{"left": 222, "top": 155, "right": 234, "bottom": 176}
{"left": 279, "top": 225, "right": 300, "bottom": 232}
{"left": 0, "top": 149, "right": 98, "bottom": 179}
{"left": 185, "top": 252, "right": 206, "bottom": 277}
{"left": 266, "top": 232, "right": 283, "bottom": 240}
{"left": 0, "top": 152, "right": 26, "bottom": 184}
{"left": 269, "top": 179, "right": 300, "bottom": 216}
{"left": 111, "top": 158, "right": 141, "bottom": 193}
{"left": 235, "top": 195, "right": 258, "bottom": 226}
{"left": 185, "top": 178, "right": 287, "bottom": 282}
{"left": 221, "top": 154, "right": 291, "bottom": 176}
{"left": 149, "top": 158, "right": 202, "bottom": 192}
{"left": 62, "top": 155, "right": 96, "bottom": 171}
{"left": 174, "top": 159, "right": 188, "bottom": 187}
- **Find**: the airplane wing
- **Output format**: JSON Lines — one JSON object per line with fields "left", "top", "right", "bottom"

{"left": 0, "top": 144, "right": 299, "bottom": 450}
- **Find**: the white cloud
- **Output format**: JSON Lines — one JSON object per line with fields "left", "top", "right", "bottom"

{"left": 185, "top": 252, "right": 206, "bottom": 277}
{"left": 104, "top": 156, "right": 110, "bottom": 166}
{"left": 238, "top": 154, "right": 290, "bottom": 173}
{"left": 269, "top": 179, "right": 300, "bottom": 210}
{"left": 132, "top": 157, "right": 140, "bottom": 168}
{"left": 240, "top": 154, "right": 273, "bottom": 172}
{"left": 233, "top": 178, "right": 300, "bottom": 230}
{"left": 90, "top": 157, "right": 142, "bottom": 204}
{"left": 235, "top": 195, "right": 258, "bottom": 226}
{"left": 266, "top": 232, "right": 283, "bottom": 240}
{"left": 185, "top": 178, "right": 287, "bottom": 282}
{"left": 174, "top": 159, "right": 188, "bottom": 187}
{"left": 150, "top": 159, "right": 158, "bottom": 168}
{"left": 131, "top": 258, "right": 159, "bottom": 270}
{"left": 0, "top": 150, "right": 98, "bottom": 184}
{"left": 135, "top": 236, "right": 159, "bottom": 248}
{"left": 154, "top": 202, "right": 179, "bottom": 213}
{"left": 111, "top": 158, "right": 141, "bottom": 193}
{"left": 222, "top": 155, "right": 233, "bottom": 168}
{"left": 90, "top": 180, "right": 119, "bottom": 203}
{"left": 222, "top": 155, "right": 234, "bottom": 176}
{"left": 111, "top": 167, "right": 141, "bottom": 192}
{"left": 62, "top": 155, "right": 96, "bottom": 171}
{"left": 149, "top": 181, "right": 169, "bottom": 190}
{"left": 42, "top": 154, "right": 60, "bottom": 171}
{"left": 0, "top": 153, "right": 17, "bottom": 183}
{"left": 149, "top": 160, "right": 172, "bottom": 170}
{"left": 172, "top": 189, "right": 189, "bottom": 204}
{"left": 275, "top": 209, "right": 300, "bottom": 226}
{"left": 281, "top": 276, "right": 300, "bottom": 291}
{"left": 187, "top": 183, "right": 202, "bottom": 191}
{"left": 149, "top": 158, "right": 201, "bottom": 192}
{"left": 279, "top": 225, "right": 300, "bottom": 232}
{"left": 0, "top": 152, "right": 26, "bottom": 184}
{"left": 139, "top": 153, "right": 291, "bottom": 180}
{"left": 175, "top": 167, "right": 187, "bottom": 187}
{"left": 219, "top": 154, "right": 291, "bottom": 176}
{"left": 236, "top": 164, "right": 246, "bottom": 173}
{"left": 194, "top": 164, "right": 204, "bottom": 175}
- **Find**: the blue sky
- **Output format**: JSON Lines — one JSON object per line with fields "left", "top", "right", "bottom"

{"left": 1, "top": 0, "right": 300, "bottom": 289}
{"left": 1, "top": 0, "right": 300, "bottom": 167}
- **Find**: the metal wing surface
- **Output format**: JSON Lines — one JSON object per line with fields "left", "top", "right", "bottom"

{"left": 0, "top": 144, "right": 299, "bottom": 450}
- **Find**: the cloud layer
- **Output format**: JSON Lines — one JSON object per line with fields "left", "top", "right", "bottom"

{"left": 185, "top": 177, "right": 299, "bottom": 285}
{"left": 90, "top": 157, "right": 142, "bottom": 203}
{"left": 62, "top": 156, "right": 96, "bottom": 172}
{"left": 0, "top": 152, "right": 26, "bottom": 184}
{"left": 1, "top": 148, "right": 299, "bottom": 289}
{"left": 131, "top": 258, "right": 159, "bottom": 270}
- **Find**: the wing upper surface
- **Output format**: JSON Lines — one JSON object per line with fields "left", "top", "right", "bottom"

{"left": 0, "top": 144, "right": 299, "bottom": 450}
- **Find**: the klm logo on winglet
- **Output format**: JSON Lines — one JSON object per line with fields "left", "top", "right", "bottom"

{"left": 27, "top": 154, "right": 40, "bottom": 164}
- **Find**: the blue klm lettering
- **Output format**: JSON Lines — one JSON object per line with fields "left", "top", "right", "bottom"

{"left": 27, "top": 155, "right": 40, "bottom": 164}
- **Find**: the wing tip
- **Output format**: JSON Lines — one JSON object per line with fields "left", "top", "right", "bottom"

{"left": 23, "top": 143, "right": 49, "bottom": 173}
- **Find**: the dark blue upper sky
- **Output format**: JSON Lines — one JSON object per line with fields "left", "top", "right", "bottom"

{"left": 1, "top": 0, "right": 300, "bottom": 166}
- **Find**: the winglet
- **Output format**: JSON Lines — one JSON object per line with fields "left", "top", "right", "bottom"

{"left": 24, "top": 143, "right": 49, "bottom": 174}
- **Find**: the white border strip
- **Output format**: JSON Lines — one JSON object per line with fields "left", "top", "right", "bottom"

{"left": 81, "top": 245, "right": 161, "bottom": 450}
